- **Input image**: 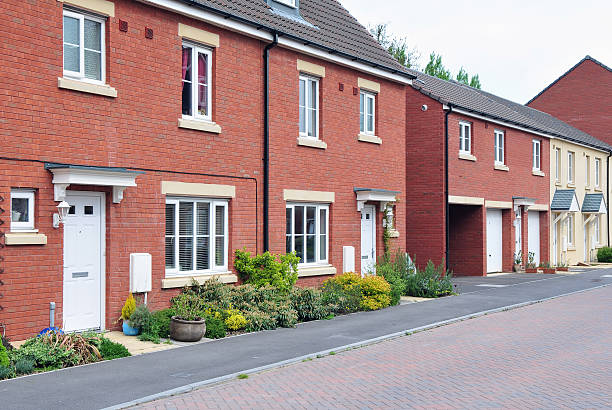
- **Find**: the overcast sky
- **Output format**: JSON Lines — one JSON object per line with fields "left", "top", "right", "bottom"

{"left": 340, "top": 0, "right": 612, "bottom": 104}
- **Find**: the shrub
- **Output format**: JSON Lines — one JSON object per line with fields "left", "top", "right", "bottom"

{"left": 205, "top": 316, "right": 226, "bottom": 339}
{"left": 290, "top": 287, "right": 330, "bottom": 321}
{"left": 376, "top": 249, "right": 415, "bottom": 305}
{"left": 243, "top": 310, "right": 277, "bottom": 332}
{"left": 151, "top": 308, "right": 175, "bottom": 338}
{"left": 405, "top": 260, "right": 454, "bottom": 298}
{"left": 321, "top": 273, "right": 363, "bottom": 314}
{"left": 99, "top": 338, "right": 131, "bottom": 360}
{"left": 274, "top": 303, "right": 298, "bottom": 328}
{"left": 121, "top": 293, "right": 137, "bottom": 321}
{"left": 172, "top": 293, "right": 207, "bottom": 321}
{"left": 0, "top": 365, "right": 14, "bottom": 380}
{"left": 597, "top": 247, "right": 612, "bottom": 262}
{"left": 0, "top": 343, "right": 9, "bottom": 368}
{"left": 12, "top": 339, "right": 78, "bottom": 369}
{"left": 1, "top": 335, "right": 13, "bottom": 351}
{"left": 224, "top": 309, "right": 248, "bottom": 331}
{"left": 14, "top": 358, "right": 35, "bottom": 375}
{"left": 360, "top": 275, "right": 391, "bottom": 311}
{"left": 128, "top": 304, "right": 152, "bottom": 330}
{"left": 234, "top": 249, "right": 299, "bottom": 292}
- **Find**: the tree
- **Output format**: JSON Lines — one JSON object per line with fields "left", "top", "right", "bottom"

{"left": 424, "top": 53, "right": 451, "bottom": 81}
{"left": 369, "top": 23, "right": 420, "bottom": 69}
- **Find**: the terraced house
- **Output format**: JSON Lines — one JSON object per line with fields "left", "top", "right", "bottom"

{"left": 405, "top": 71, "right": 611, "bottom": 276}
{"left": 0, "top": 0, "right": 412, "bottom": 340}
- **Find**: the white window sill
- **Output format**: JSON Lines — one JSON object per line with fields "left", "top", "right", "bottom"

{"left": 458, "top": 152, "right": 477, "bottom": 162}
{"left": 297, "top": 264, "right": 337, "bottom": 277}
{"left": 161, "top": 272, "right": 237, "bottom": 289}
{"left": 297, "top": 136, "right": 327, "bottom": 149}
{"left": 555, "top": 180, "right": 562, "bottom": 186}
{"left": 567, "top": 183, "right": 576, "bottom": 188}
{"left": 357, "top": 133, "right": 382, "bottom": 145}
{"left": 387, "top": 229, "right": 400, "bottom": 238}
{"left": 532, "top": 169, "right": 545, "bottom": 177}
{"left": 4, "top": 232, "right": 47, "bottom": 246}
{"left": 594, "top": 187, "right": 603, "bottom": 192}
{"left": 567, "top": 246, "right": 576, "bottom": 251}
{"left": 58, "top": 77, "right": 117, "bottom": 98}
{"left": 178, "top": 118, "right": 222, "bottom": 134}
{"left": 494, "top": 163, "right": 509, "bottom": 172}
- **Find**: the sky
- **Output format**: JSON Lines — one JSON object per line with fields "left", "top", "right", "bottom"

{"left": 340, "top": 0, "right": 612, "bottom": 104}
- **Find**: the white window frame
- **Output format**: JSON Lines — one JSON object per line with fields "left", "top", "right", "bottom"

{"left": 585, "top": 155, "right": 591, "bottom": 187}
{"left": 11, "top": 190, "right": 36, "bottom": 232}
{"left": 360, "top": 90, "right": 376, "bottom": 135}
{"left": 62, "top": 9, "right": 106, "bottom": 84}
{"left": 555, "top": 148, "right": 561, "bottom": 182}
{"left": 276, "top": 0, "right": 296, "bottom": 7}
{"left": 494, "top": 130, "right": 504, "bottom": 164}
{"left": 595, "top": 216, "right": 600, "bottom": 245}
{"left": 182, "top": 42, "right": 213, "bottom": 122}
{"left": 299, "top": 75, "right": 320, "bottom": 139}
{"left": 568, "top": 151, "right": 574, "bottom": 183}
{"left": 286, "top": 203, "right": 329, "bottom": 266}
{"left": 459, "top": 121, "right": 471, "bottom": 154}
{"left": 165, "top": 197, "right": 228, "bottom": 277}
{"left": 532, "top": 140, "right": 541, "bottom": 171}
{"left": 567, "top": 213, "right": 574, "bottom": 246}
{"left": 595, "top": 158, "right": 601, "bottom": 187}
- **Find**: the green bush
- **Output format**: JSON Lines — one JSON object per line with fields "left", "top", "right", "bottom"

{"left": 0, "top": 365, "right": 14, "bottom": 380}
{"left": 376, "top": 250, "right": 412, "bottom": 305}
{"left": 405, "top": 260, "right": 454, "bottom": 298}
{"left": 14, "top": 358, "right": 35, "bottom": 375}
{"left": 99, "top": 338, "right": 131, "bottom": 360}
{"left": 274, "top": 302, "right": 298, "bottom": 328}
{"left": 0, "top": 343, "right": 9, "bottom": 368}
{"left": 11, "top": 339, "right": 77, "bottom": 370}
{"left": 128, "top": 304, "right": 152, "bottom": 330}
{"left": 151, "top": 308, "right": 175, "bottom": 338}
{"left": 243, "top": 310, "right": 277, "bottom": 332}
{"left": 289, "top": 287, "right": 330, "bottom": 321}
{"left": 597, "top": 247, "right": 612, "bottom": 262}
{"left": 234, "top": 249, "right": 299, "bottom": 292}
{"left": 359, "top": 275, "right": 391, "bottom": 311}
{"left": 205, "top": 316, "right": 226, "bottom": 339}
{"left": 172, "top": 293, "right": 207, "bottom": 321}
{"left": 321, "top": 273, "right": 363, "bottom": 314}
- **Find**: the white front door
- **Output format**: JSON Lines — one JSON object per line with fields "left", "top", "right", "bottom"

{"left": 63, "top": 192, "right": 105, "bottom": 332}
{"left": 486, "top": 209, "right": 503, "bottom": 273}
{"left": 528, "top": 211, "right": 540, "bottom": 265}
{"left": 360, "top": 205, "right": 376, "bottom": 275}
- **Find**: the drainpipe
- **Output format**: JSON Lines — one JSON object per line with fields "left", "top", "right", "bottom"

{"left": 49, "top": 302, "right": 56, "bottom": 328}
{"left": 444, "top": 104, "right": 452, "bottom": 270}
{"left": 263, "top": 32, "right": 279, "bottom": 252}
{"left": 608, "top": 155, "right": 610, "bottom": 247}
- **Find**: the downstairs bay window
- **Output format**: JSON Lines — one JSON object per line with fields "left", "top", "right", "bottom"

{"left": 286, "top": 203, "right": 328, "bottom": 265}
{"left": 165, "top": 198, "right": 228, "bottom": 276}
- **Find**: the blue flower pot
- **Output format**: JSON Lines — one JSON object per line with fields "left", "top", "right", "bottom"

{"left": 122, "top": 321, "right": 139, "bottom": 336}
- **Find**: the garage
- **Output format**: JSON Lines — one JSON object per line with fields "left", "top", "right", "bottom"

{"left": 528, "top": 211, "right": 540, "bottom": 265}
{"left": 486, "top": 208, "right": 503, "bottom": 273}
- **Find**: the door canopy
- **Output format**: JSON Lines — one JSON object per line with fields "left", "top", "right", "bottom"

{"left": 354, "top": 187, "right": 399, "bottom": 212}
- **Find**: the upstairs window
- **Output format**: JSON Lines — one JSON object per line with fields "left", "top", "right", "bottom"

{"left": 63, "top": 9, "right": 105, "bottom": 82}
{"left": 286, "top": 203, "right": 328, "bottom": 265}
{"left": 299, "top": 75, "right": 319, "bottom": 138}
{"left": 568, "top": 151, "right": 575, "bottom": 183}
{"left": 555, "top": 148, "right": 561, "bottom": 181}
{"left": 459, "top": 121, "right": 471, "bottom": 154}
{"left": 595, "top": 158, "right": 601, "bottom": 187}
{"left": 585, "top": 155, "right": 591, "bottom": 186}
{"left": 532, "top": 140, "right": 541, "bottom": 171}
{"left": 360, "top": 91, "right": 376, "bottom": 135}
{"left": 11, "top": 190, "right": 35, "bottom": 232}
{"left": 494, "top": 130, "right": 504, "bottom": 164}
{"left": 182, "top": 43, "right": 213, "bottom": 121}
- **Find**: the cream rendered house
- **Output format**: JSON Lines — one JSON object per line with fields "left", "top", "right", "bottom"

{"left": 550, "top": 139, "right": 609, "bottom": 265}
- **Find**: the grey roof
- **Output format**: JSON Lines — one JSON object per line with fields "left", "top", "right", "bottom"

{"left": 551, "top": 189, "right": 578, "bottom": 211}
{"left": 527, "top": 55, "right": 612, "bottom": 105}
{"left": 178, "top": 0, "right": 414, "bottom": 80}
{"left": 409, "top": 69, "right": 612, "bottom": 153}
{"left": 582, "top": 193, "right": 606, "bottom": 213}
{"left": 45, "top": 162, "right": 145, "bottom": 174}
{"left": 354, "top": 187, "right": 400, "bottom": 194}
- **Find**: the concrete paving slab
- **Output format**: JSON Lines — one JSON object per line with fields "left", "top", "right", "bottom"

{"left": 103, "top": 332, "right": 177, "bottom": 356}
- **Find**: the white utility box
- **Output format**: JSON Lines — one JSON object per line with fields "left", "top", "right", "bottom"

{"left": 343, "top": 246, "right": 355, "bottom": 273}
{"left": 130, "top": 253, "right": 152, "bottom": 293}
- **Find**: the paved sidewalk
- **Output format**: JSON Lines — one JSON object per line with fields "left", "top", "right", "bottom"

{"left": 138, "top": 286, "right": 612, "bottom": 409}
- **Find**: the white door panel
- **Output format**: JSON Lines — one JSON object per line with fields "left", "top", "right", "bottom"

{"left": 486, "top": 209, "right": 503, "bottom": 273}
{"left": 360, "top": 205, "right": 376, "bottom": 275}
{"left": 528, "top": 211, "right": 540, "bottom": 265}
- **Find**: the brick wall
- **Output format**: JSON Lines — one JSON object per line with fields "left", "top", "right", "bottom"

{"left": 448, "top": 205, "right": 485, "bottom": 275}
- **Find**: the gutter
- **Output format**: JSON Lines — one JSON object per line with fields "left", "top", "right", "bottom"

{"left": 444, "top": 105, "right": 452, "bottom": 270}
{"left": 263, "top": 32, "right": 279, "bottom": 252}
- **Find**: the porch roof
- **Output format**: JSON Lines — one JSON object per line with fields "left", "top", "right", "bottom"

{"left": 551, "top": 189, "right": 580, "bottom": 212}
{"left": 582, "top": 193, "right": 607, "bottom": 214}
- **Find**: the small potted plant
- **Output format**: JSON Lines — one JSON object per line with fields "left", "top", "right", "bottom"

{"left": 539, "top": 261, "right": 556, "bottom": 274}
{"left": 513, "top": 251, "right": 522, "bottom": 272}
{"left": 525, "top": 252, "right": 538, "bottom": 273}
{"left": 556, "top": 261, "right": 569, "bottom": 272}
{"left": 169, "top": 294, "right": 207, "bottom": 342}
{"left": 120, "top": 293, "right": 139, "bottom": 336}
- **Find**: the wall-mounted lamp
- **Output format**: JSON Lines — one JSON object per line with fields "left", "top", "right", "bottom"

{"left": 53, "top": 201, "right": 71, "bottom": 228}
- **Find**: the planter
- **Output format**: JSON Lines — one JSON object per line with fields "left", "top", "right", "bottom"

{"left": 525, "top": 268, "right": 539, "bottom": 273}
{"left": 122, "top": 321, "right": 139, "bottom": 336}
{"left": 170, "top": 316, "right": 206, "bottom": 342}
{"left": 542, "top": 268, "right": 556, "bottom": 274}
{"left": 513, "top": 264, "right": 522, "bottom": 273}
{"left": 556, "top": 267, "right": 569, "bottom": 272}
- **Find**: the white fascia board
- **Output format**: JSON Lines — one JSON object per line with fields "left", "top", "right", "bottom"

{"left": 137, "top": 0, "right": 412, "bottom": 85}
{"left": 50, "top": 168, "right": 139, "bottom": 187}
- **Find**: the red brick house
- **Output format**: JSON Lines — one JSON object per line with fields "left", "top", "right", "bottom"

{"left": 405, "top": 71, "right": 609, "bottom": 276}
{"left": 0, "top": 0, "right": 412, "bottom": 339}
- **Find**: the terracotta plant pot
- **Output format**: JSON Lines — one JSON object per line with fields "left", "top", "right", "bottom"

{"left": 542, "top": 268, "right": 556, "bottom": 274}
{"left": 170, "top": 316, "right": 206, "bottom": 342}
{"left": 556, "top": 267, "right": 569, "bottom": 272}
{"left": 525, "top": 268, "right": 539, "bottom": 273}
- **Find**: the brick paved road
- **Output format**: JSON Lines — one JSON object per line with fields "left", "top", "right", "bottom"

{"left": 137, "top": 287, "right": 612, "bottom": 409}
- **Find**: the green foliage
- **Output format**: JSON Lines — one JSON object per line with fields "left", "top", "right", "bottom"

{"left": 14, "top": 358, "right": 35, "bottom": 375}
{"left": 121, "top": 293, "right": 137, "bottom": 321}
{"left": 469, "top": 74, "right": 481, "bottom": 89}
{"left": 99, "top": 338, "right": 131, "bottom": 360}
{"left": 321, "top": 273, "right": 363, "bottom": 314}
{"left": 405, "top": 260, "right": 454, "bottom": 298}
{"left": 359, "top": 275, "right": 391, "bottom": 311}
{"left": 424, "top": 52, "right": 451, "bottom": 80}
{"left": 369, "top": 23, "right": 420, "bottom": 69}
{"left": 128, "top": 304, "right": 152, "bottom": 330}
{"left": 234, "top": 249, "right": 299, "bottom": 292}
{"left": 1, "top": 336, "right": 13, "bottom": 351}
{"left": 151, "top": 308, "right": 175, "bottom": 338}
{"left": 224, "top": 309, "right": 248, "bottom": 331}
{"left": 274, "top": 302, "right": 298, "bottom": 328}
{"left": 205, "top": 316, "right": 226, "bottom": 339}
{"left": 376, "top": 249, "right": 412, "bottom": 306}
{"left": 0, "top": 343, "right": 9, "bottom": 368}
{"left": 11, "top": 339, "right": 78, "bottom": 370}
{"left": 237, "top": 374, "right": 249, "bottom": 379}
{"left": 243, "top": 310, "right": 276, "bottom": 332}
{"left": 289, "top": 287, "right": 330, "bottom": 321}
{"left": 172, "top": 293, "right": 207, "bottom": 321}
{"left": 0, "top": 365, "right": 15, "bottom": 380}
{"left": 514, "top": 251, "right": 523, "bottom": 265}
{"left": 597, "top": 247, "right": 612, "bottom": 262}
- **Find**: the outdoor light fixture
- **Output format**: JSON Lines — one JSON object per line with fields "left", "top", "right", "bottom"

{"left": 53, "top": 201, "right": 71, "bottom": 228}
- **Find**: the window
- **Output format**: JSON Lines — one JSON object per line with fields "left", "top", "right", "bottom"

{"left": 11, "top": 190, "right": 35, "bottom": 231}
{"left": 567, "top": 214, "right": 574, "bottom": 246}
{"left": 595, "top": 216, "right": 600, "bottom": 245}
{"left": 555, "top": 148, "right": 561, "bottom": 181}
{"left": 568, "top": 151, "right": 574, "bottom": 183}
{"left": 286, "top": 204, "right": 328, "bottom": 265}
{"left": 494, "top": 130, "right": 504, "bottom": 164}
{"left": 360, "top": 91, "right": 375, "bottom": 135}
{"left": 299, "top": 75, "right": 319, "bottom": 138}
{"left": 595, "top": 158, "right": 601, "bottom": 187}
{"left": 532, "top": 140, "right": 541, "bottom": 171}
{"left": 182, "top": 43, "right": 213, "bottom": 121}
{"left": 276, "top": 0, "right": 296, "bottom": 6}
{"left": 459, "top": 121, "right": 471, "bottom": 154}
{"left": 165, "top": 198, "right": 228, "bottom": 275}
{"left": 63, "top": 9, "right": 105, "bottom": 82}
{"left": 585, "top": 155, "right": 591, "bottom": 186}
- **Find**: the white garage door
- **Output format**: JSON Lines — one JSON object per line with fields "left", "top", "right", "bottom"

{"left": 486, "top": 209, "right": 503, "bottom": 273}
{"left": 528, "top": 211, "right": 540, "bottom": 266}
